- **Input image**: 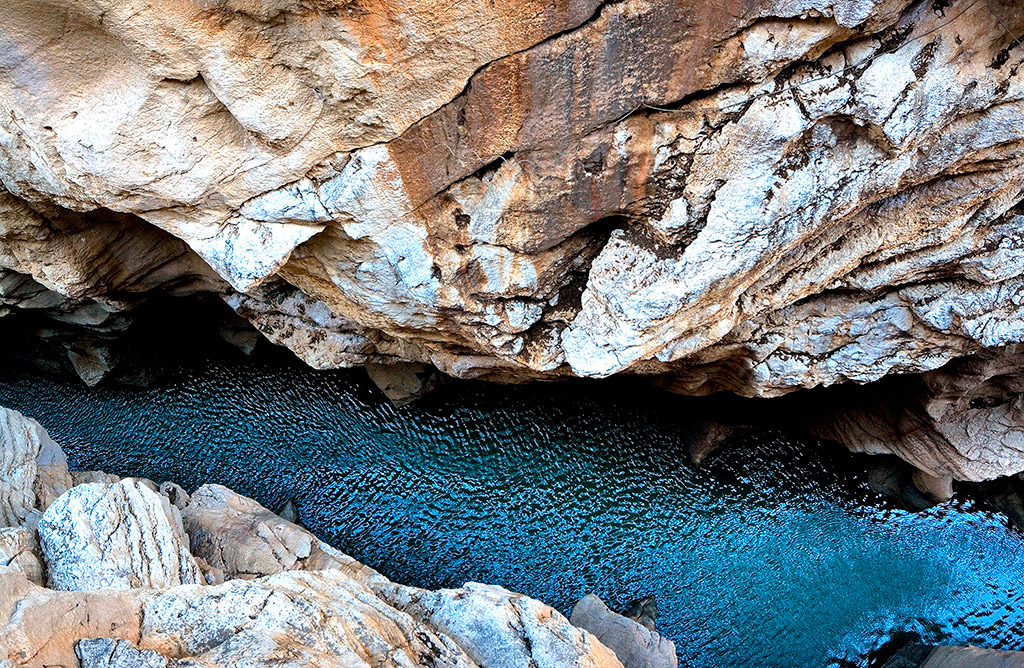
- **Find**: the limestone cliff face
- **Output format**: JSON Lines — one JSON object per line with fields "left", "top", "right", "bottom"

{"left": 1, "top": 1, "right": 1024, "bottom": 478}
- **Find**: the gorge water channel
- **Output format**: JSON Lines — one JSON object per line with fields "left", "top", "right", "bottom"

{"left": 2, "top": 357, "right": 1024, "bottom": 668}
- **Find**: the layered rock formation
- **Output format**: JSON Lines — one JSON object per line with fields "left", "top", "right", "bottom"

{"left": 38, "top": 478, "right": 206, "bottom": 591}
{"left": 0, "top": 405, "right": 625, "bottom": 668}
{"left": 1, "top": 0, "right": 1024, "bottom": 479}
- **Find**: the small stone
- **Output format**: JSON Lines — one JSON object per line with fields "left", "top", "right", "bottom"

{"left": 278, "top": 498, "right": 300, "bottom": 524}
{"left": 159, "top": 481, "right": 191, "bottom": 511}
{"left": 365, "top": 362, "right": 445, "bottom": 407}
{"left": 621, "top": 596, "right": 658, "bottom": 632}
{"left": 911, "top": 471, "right": 954, "bottom": 503}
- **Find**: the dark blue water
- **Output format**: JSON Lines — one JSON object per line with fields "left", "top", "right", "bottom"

{"left": 2, "top": 358, "right": 1024, "bottom": 668}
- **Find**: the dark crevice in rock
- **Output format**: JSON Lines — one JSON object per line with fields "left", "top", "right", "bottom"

{"left": 465, "top": 150, "right": 516, "bottom": 182}
{"left": 542, "top": 214, "right": 624, "bottom": 314}
{"left": 0, "top": 288, "right": 262, "bottom": 387}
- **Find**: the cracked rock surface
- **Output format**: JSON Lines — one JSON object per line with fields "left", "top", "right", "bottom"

{"left": 2, "top": 0, "right": 1024, "bottom": 478}
{"left": 38, "top": 478, "right": 205, "bottom": 591}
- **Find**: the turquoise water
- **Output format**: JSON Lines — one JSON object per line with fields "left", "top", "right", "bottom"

{"left": 2, "top": 357, "right": 1024, "bottom": 667}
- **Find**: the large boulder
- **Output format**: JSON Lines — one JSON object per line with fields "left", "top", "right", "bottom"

{"left": 381, "top": 582, "right": 623, "bottom": 668}
{"left": 37, "top": 479, "right": 204, "bottom": 591}
{"left": 570, "top": 595, "right": 677, "bottom": 668}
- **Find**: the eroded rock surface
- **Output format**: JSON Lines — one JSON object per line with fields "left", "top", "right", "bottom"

{"left": 1, "top": 1, "right": 1024, "bottom": 478}
{"left": 0, "top": 528, "right": 43, "bottom": 585}
{"left": 182, "top": 483, "right": 379, "bottom": 583}
{"left": 38, "top": 478, "right": 204, "bottom": 591}
{"left": 380, "top": 582, "right": 623, "bottom": 668}
{"left": 805, "top": 343, "right": 1024, "bottom": 480}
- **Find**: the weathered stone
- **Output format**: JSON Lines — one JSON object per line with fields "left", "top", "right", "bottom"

{"left": 382, "top": 582, "right": 623, "bottom": 668}
{"left": 72, "top": 470, "right": 122, "bottom": 486}
{"left": 2, "top": 561, "right": 622, "bottom": 668}
{"left": 570, "top": 595, "right": 677, "bottom": 668}
{"left": 806, "top": 344, "right": 1024, "bottom": 481}
{"left": 0, "top": 528, "right": 43, "bottom": 585}
{"left": 139, "top": 572, "right": 481, "bottom": 668}
{"left": 77, "top": 638, "right": 170, "bottom": 668}
{"left": 158, "top": 482, "right": 190, "bottom": 512}
{"left": 278, "top": 498, "right": 300, "bottom": 524}
{"left": 0, "top": 567, "right": 148, "bottom": 668}
{"left": 620, "top": 596, "right": 658, "bottom": 632}
{"left": 38, "top": 479, "right": 204, "bottom": 591}
{"left": 912, "top": 471, "right": 954, "bottom": 503}
{"left": 0, "top": 406, "right": 71, "bottom": 528}
{"left": 182, "top": 483, "right": 380, "bottom": 583}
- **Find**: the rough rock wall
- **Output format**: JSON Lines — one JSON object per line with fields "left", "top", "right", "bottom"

{"left": 1, "top": 1, "right": 1024, "bottom": 477}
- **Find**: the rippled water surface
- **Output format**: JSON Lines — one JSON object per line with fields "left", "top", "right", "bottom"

{"left": 3, "top": 358, "right": 1024, "bottom": 668}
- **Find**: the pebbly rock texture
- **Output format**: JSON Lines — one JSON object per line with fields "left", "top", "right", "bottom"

{"left": 570, "top": 595, "right": 678, "bottom": 668}
{"left": 37, "top": 478, "right": 205, "bottom": 591}
{"left": 2, "top": 1, "right": 1024, "bottom": 479}
{"left": 0, "top": 406, "right": 625, "bottom": 668}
